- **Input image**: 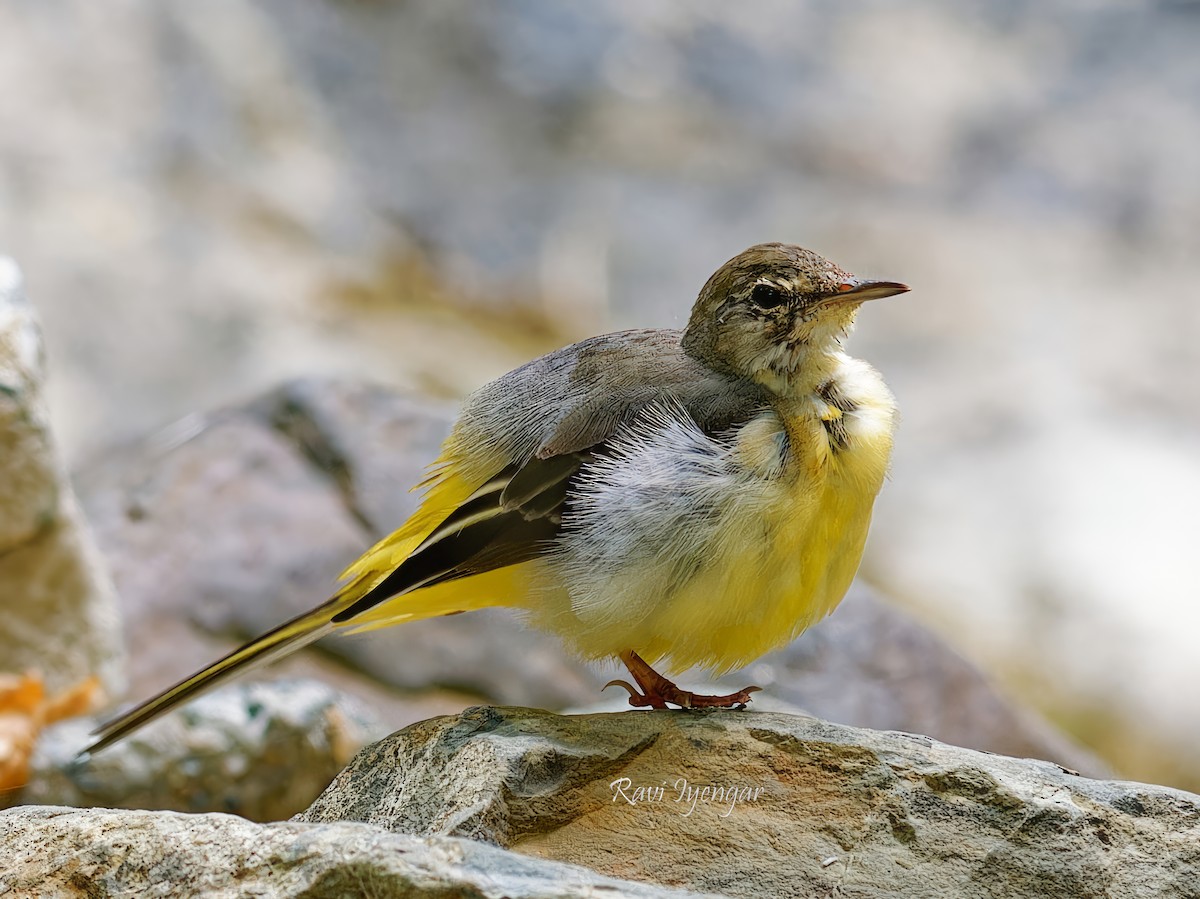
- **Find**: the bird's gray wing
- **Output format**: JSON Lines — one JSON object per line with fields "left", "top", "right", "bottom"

{"left": 458, "top": 328, "right": 772, "bottom": 460}
{"left": 332, "top": 329, "right": 770, "bottom": 621}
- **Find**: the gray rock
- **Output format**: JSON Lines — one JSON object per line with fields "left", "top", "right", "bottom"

{"left": 0, "top": 806, "right": 713, "bottom": 899}
{"left": 300, "top": 707, "right": 1200, "bottom": 899}
{"left": 2, "top": 801, "right": 710, "bottom": 897}
{"left": 73, "top": 406, "right": 368, "bottom": 667}
{"left": 0, "top": 256, "right": 123, "bottom": 697}
{"left": 17, "top": 679, "right": 386, "bottom": 822}
{"left": 260, "top": 377, "right": 457, "bottom": 535}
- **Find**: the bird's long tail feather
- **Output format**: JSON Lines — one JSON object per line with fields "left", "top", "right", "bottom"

{"left": 82, "top": 452, "right": 576, "bottom": 757}
{"left": 82, "top": 601, "right": 343, "bottom": 757}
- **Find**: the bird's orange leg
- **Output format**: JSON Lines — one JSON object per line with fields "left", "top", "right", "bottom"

{"left": 604, "top": 650, "right": 761, "bottom": 710}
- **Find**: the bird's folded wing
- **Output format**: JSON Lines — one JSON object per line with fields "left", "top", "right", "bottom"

{"left": 331, "top": 329, "right": 771, "bottom": 622}
{"left": 331, "top": 452, "right": 587, "bottom": 622}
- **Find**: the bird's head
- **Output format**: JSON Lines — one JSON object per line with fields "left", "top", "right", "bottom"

{"left": 682, "top": 243, "right": 909, "bottom": 392}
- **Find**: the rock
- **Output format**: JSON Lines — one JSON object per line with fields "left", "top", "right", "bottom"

{"left": 0, "top": 806, "right": 712, "bottom": 899}
{"left": 299, "top": 707, "right": 1200, "bottom": 899}
{"left": 0, "top": 257, "right": 123, "bottom": 698}
{"left": 17, "top": 680, "right": 386, "bottom": 822}
{"left": 74, "top": 405, "right": 369, "bottom": 691}
{"left": 260, "top": 377, "right": 457, "bottom": 535}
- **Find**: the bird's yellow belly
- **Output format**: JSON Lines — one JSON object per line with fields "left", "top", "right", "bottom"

{"left": 524, "top": 396, "right": 894, "bottom": 676}
{"left": 620, "top": 450, "right": 882, "bottom": 674}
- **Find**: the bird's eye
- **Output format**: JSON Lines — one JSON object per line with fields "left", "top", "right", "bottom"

{"left": 749, "top": 283, "right": 789, "bottom": 309}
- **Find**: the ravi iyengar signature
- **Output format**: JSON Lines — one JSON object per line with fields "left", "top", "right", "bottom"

{"left": 609, "top": 776, "right": 764, "bottom": 818}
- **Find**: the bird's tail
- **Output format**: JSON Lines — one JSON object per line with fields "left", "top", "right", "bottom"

{"left": 81, "top": 564, "right": 518, "bottom": 758}
{"left": 82, "top": 458, "right": 513, "bottom": 756}
{"left": 82, "top": 600, "right": 342, "bottom": 757}
{"left": 82, "top": 450, "right": 558, "bottom": 756}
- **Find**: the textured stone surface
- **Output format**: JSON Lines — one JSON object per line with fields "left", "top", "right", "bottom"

{"left": 261, "top": 377, "right": 457, "bottom": 536}
{"left": 16, "top": 680, "right": 385, "bottom": 822}
{"left": 0, "top": 257, "right": 123, "bottom": 697}
{"left": 0, "top": 806, "right": 712, "bottom": 899}
{"left": 300, "top": 707, "right": 1200, "bottom": 899}
{"left": 74, "top": 406, "right": 367, "bottom": 660}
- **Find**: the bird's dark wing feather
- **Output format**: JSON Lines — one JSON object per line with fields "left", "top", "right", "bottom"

{"left": 331, "top": 453, "right": 587, "bottom": 621}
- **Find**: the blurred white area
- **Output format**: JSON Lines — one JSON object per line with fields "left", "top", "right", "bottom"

{"left": 0, "top": 0, "right": 1197, "bottom": 784}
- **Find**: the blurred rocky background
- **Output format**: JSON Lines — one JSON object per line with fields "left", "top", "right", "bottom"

{"left": 1, "top": 0, "right": 1198, "bottom": 793}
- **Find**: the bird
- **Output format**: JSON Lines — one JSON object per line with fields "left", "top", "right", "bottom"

{"left": 84, "top": 242, "right": 908, "bottom": 755}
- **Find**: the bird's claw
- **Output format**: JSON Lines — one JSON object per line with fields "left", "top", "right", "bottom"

{"left": 603, "top": 679, "right": 667, "bottom": 708}
{"left": 603, "top": 678, "right": 639, "bottom": 698}
{"left": 603, "top": 676, "right": 761, "bottom": 710}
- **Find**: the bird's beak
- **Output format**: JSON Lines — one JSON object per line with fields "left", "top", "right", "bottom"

{"left": 827, "top": 278, "right": 911, "bottom": 303}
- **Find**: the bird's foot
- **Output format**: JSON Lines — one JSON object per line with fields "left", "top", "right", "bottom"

{"left": 604, "top": 650, "right": 761, "bottom": 710}
{"left": 603, "top": 678, "right": 761, "bottom": 709}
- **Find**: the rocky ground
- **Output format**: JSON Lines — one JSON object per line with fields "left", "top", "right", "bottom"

{"left": 6, "top": 710, "right": 1199, "bottom": 898}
